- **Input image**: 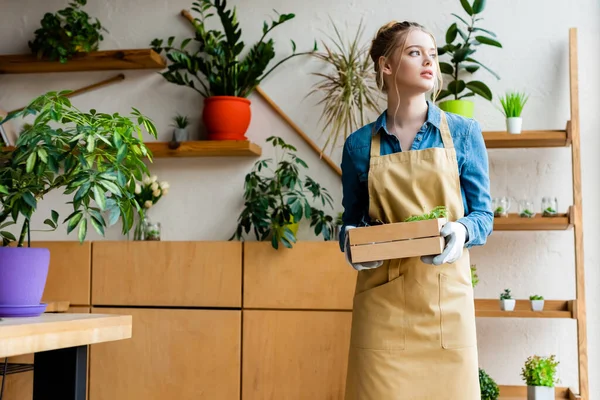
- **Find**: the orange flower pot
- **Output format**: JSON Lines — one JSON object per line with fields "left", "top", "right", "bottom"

{"left": 202, "top": 96, "right": 251, "bottom": 140}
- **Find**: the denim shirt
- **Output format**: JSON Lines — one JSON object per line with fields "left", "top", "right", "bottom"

{"left": 339, "top": 101, "right": 493, "bottom": 251}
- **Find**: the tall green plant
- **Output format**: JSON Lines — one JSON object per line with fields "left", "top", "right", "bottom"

{"left": 0, "top": 91, "right": 157, "bottom": 247}
{"left": 437, "top": 0, "right": 502, "bottom": 102}
{"left": 499, "top": 91, "right": 529, "bottom": 117}
{"left": 151, "top": 0, "right": 316, "bottom": 98}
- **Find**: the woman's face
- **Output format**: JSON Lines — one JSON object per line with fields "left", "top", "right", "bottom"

{"left": 382, "top": 29, "right": 438, "bottom": 95}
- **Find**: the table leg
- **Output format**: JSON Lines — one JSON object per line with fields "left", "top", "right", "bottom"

{"left": 33, "top": 345, "right": 87, "bottom": 400}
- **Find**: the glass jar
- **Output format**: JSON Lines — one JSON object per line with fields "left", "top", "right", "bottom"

{"left": 492, "top": 196, "right": 511, "bottom": 217}
{"left": 541, "top": 196, "right": 558, "bottom": 217}
{"left": 144, "top": 221, "right": 161, "bottom": 241}
{"left": 519, "top": 199, "right": 536, "bottom": 218}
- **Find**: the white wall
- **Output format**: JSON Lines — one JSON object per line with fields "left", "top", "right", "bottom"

{"left": 1, "top": 0, "right": 599, "bottom": 396}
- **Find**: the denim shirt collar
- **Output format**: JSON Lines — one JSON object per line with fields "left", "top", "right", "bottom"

{"left": 373, "top": 100, "right": 442, "bottom": 136}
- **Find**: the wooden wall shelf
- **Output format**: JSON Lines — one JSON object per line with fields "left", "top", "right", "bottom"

{"left": 475, "top": 299, "right": 574, "bottom": 319}
{"left": 493, "top": 210, "right": 572, "bottom": 231}
{"left": 498, "top": 385, "right": 577, "bottom": 399}
{"left": 0, "top": 49, "right": 166, "bottom": 74}
{"left": 484, "top": 128, "right": 571, "bottom": 148}
{"left": 146, "top": 140, "right": 262, "bottom": 157}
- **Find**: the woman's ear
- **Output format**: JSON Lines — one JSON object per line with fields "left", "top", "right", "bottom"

{"left": 379, "top": 56, "right": 393, "bottom": 76}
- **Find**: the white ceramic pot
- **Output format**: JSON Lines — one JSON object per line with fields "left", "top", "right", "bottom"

{"left": 530, "top": 299, "right": 545, "bottom": 311}
{"left": 507, "top": 117, "right": 523, "bottom": 134}
{"left": 173, "top": 128, "right": 189, "bottom": 142}
{"left": 527, "top": 385, "right": 554, "bottom": 400}
{"left": 500, "top": 299, "right": 516, "bottom": 311}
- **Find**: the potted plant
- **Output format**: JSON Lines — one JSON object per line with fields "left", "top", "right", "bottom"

{"left": 542, "top": 196, "right": 558, "bottom": 217}
{"left": 28, "top": 0, "right": 107, "bottom": 64}
{"left": 471, "top": 264, "right": 479, "bottom": 287}
{"left": 306, "top": 18, "right": 381, "bottom": 155}
{"left": 499, "top": 91, "right": 529, "bottom": 134}
{"left": 519, "top": 199, "right": 536, "bottom": 218}
{"left": 530, "top": 294, "right": 545, "bottom": 311}
{"left": 131, "top": 174, "right": 170, "bottom": 240}
{"left": 492, "top": 196, "right": 511, "bottom": 218}
{"left": 521, "top": 355, "right": 559, "bottom": 400}
{"left": 170, "top": 114, "right": 190, "bottom": 142}
{"left": 151, "top": 0, "right": 316, "bottom": 141}
{"left": 0, "top": 91, "right": 157, "bottom": 317}
{"left": 499, "top": 288, "right": 515, "bottom": 311}
{"left": 479, "top": 368, "right": 499, "bottom": 400}
{"left": 230, "top": 136, "right": 335, "bottom": 249}
{"left": 436, "top": 0, "right": 502, "bottom": 117}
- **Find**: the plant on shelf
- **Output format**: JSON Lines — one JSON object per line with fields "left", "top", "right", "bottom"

{"left": 28, "top": 0, "right": 107, "bottom": 64}
{"left": 171, "top": 114, "right": 190, "bottom": 142}
{"left": 306, "top": 18, "right": 381, "bottom": 155}
{"left": 230, "top": 136, "right": 335, "bottom": 249}
{"left": 0, "top": 91, "right": 157, "bottom": 317}
{"left": 499, "top": 288, "right": 515, "bottom": 311}
{"left": 521, "top": 355, "right": 559, "bottom": 400}
{"left": 471, "top": 264, "right": 479, "bottom": 287}
{"left": 479, "top": 368, "right": 499, "bottom": 400}
{"left": 151, "top": 0, "right": 316, "bottom": 141}
{"left": 529, "top": 294, "right": 545, "bottom": 312}
{"left": 542, "top": 196, "right": 558, "bottom": 217}
{"left": 436, "top": 0, "right": 502, "bottom": 117}
{"left": 131, "top": 174, "right": 170, "bottom": 240}
{"left": 403, "top": 205, "right": 448, "bottom": 222}
{"left": 499, "top": 91, "right": 529, "bottom": 134}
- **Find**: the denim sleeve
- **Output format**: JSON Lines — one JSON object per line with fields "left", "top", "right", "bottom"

{"left": 338, "top": 140, "right": 367, "bottom": 251}
{"left": 457, "top": 119, "right": 494, "bottom": 248}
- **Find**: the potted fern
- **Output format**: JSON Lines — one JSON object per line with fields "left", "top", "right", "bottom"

{"left": 479, "top": 368, "right": 499, "bottom": 400}
{"left": 0, "top": 91, "right": 157, "bottom": 317}
{"left": 151, "top": 0, "right": 316, "bottom": 141}
{"left": 500, "top": 91, "right": 529, "bottom": 134}
{"left": 499, "top": 288, "right": 515, "bottom": 311}
{"left": 521, "top": 355, "right": 559, "bottom": 400}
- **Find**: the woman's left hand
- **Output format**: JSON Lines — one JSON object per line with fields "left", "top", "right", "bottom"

{"left": 421, "top": 222, "right": 468, "bottom": 265}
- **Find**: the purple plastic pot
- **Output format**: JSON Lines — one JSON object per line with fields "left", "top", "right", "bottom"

{"left": 0, "top": 247, "right": 50, "bottom": 317}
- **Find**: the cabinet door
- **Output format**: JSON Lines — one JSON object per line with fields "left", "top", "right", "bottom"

{"left": 242, "top": 310, "right": 352, "bottom": 400}
{"left": 89, "top": 308, "right": 240, "bottom": 400}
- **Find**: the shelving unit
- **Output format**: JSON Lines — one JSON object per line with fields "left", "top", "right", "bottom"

{"left": 483, "top": 127, "right": 571, "bottom": 148}
{"left": 475, "top": 299, "right": 574, "bottom": 319}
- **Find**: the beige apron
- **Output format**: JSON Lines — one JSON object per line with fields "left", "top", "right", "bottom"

{"left": 344, "top": 112, "right": 480, "bottom": 400}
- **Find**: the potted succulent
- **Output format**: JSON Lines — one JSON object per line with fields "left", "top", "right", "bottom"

{"left": 519, "top": 199, "right": 536, "bottom": 218}
{"left": 171, "top": 114, "right": 190, "bottom": 142}
{"left": 499, "top": 288, "right": 515, "bottom": 311}
{"left": 28, "top": 0, "right": 107, "bottom": 64}
{"left": 479, "top": 368, "right": 499, "bottom": 400}
{"left": 0, "top": 91, "right": 157, "bottom": 317}
{"left": 530, "top": 294, "right": 545, "bottom": 311}
{"left": 151, "top": 0, "right": 316, "bottom": 141}
{"left": 492, "top": 196, "right": 511, "bottom": 217}
{"left": 542, "top": 196, "right": 558, "bottom": 217}
{"left": 436, "top": 0, "right": 502, "bottom": 117}
{"left": 499, "top": 91, "right": 529, "bottom": 134}
{"left": 230, "top": 136, "right": 335, "bottom": 249}
{"left": 521, "top": 355, "right": 559, "bottom": 400}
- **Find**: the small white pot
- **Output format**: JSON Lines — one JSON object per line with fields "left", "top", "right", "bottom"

{"left": 527, "top": 385, "right": 554, "bottom": 400}
{"left": 507, "top": 117, "right": 523, "bottom": 134}
{"left": 531, "top": 299, "right": 545, "bottom": 311}
{"left": 500, "top": 299, "right": 516, "bottom": 311}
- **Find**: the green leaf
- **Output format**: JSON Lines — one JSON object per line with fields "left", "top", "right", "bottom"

{"left": 465, "top": 57, "right": 501, "bottom": 80}
{"left": 475, "top": 36, "right": 502, "bottom": 48}
{"left": 66, "top": 212, "right": 83, "bottom": 234}
{"left": 448, "top": 80, "right": 466, "bottom": 96}
{"left": 37, "top": 148, "right": 48, "bottom": 163}
{"left": 472, "top": 0, "right": 486, "bottom": 13}
{"left": 43, "top": 219, "right": 57, "bottom": 229}
{"left": 465, "top": 65, "right": 480, "bottom": 73}
{"left": 93, "top": 185, "right": 106, "bottom": 210}
{"left": 22, "top": 192, "right": 37, "bottom": 209}
{"left": 466, "top": 81, "right": 493, "bottom": 100}
{"left": 472, "top": 27, "right": 497, "bottom": 37}
{"left": 0, "top": 231, "right": 16, "bottom": 241}
{"left": 445, "top": 23, "right": 458, "bottom": 44}
{"left": 439, "top": 62, "right": 454, "bottom": 75}
{"left": 460, "top": 0, "right": 474, "bottom": 15}
{"left": 78, "top": 217, "right": 87, "bottom": 243}
{"left": 0, "top": 185, "right": 8, "bottom": 195}
{"left": 90, "top": 216, "right": 105, "bottom": 236}
{"left": 51, "top": 210, "right": 59, "bottom": 224}
{"left": 451, "top": 13, "right": 470, "bottom": 27}
{"left": 26, "top": 152, "right": 37, "bottom": 173}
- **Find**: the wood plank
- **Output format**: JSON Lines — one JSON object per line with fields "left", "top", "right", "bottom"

{"left": 146, "top": 140, "right": 262, "bottom": 157}
{"left": 0, "top": 313, "right": 131, "bottom": 358}
{"left": 243, "top": 242, "right": 356, "bottom": 310}
{"left": 499, "top": 385, "right": 570, "bottom": 399}
{"left": 493, "top": 211, "right": 571, "bottom": 231}
{"left": 484, "top": 130, "right": 569, "bottom": 148}
{"left": 475, "top": 299, "right": 574, "bottom": 318}
{"left": 44, "top": 301, "right": 70, "bottom": 313}
{"left": 92, "top": 241, "right": 242, "bottom": 307}
{"left": 242, "top": 310, "right": 351, "bottom": 400}
{"left": 0, "top": 49, "right": 165, "bottom": 74}
{"left": 90, "top": 308, "right": 240, "bottom": 400}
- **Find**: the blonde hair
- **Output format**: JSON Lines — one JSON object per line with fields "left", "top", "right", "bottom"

{"left": 369, "top": 21, "right": 443, "bottom": 102}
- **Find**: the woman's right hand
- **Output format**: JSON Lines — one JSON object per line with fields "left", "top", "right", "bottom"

{"left": 344, "top": 226, "right": 383, "bottom": 271}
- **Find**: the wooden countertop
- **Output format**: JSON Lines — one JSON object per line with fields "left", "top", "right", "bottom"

{"left": 0, "top": 313, "right": 132, "bottom": 358}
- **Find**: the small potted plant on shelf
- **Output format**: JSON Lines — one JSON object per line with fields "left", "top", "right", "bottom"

{"left": 499, "top": 91, "right": 529, "bottom": 134}
{"left": 0, "top": 91, "right": 157, "bottom": 317}
{"left": 492, "top": 196, "right": 511, "bottom": 217}
{"left": 521, "top": 355, "right": 559, "bottom": 400}
{"left": 529, "top": 294, "right": 545, "bottom": 311}
{"left": 28, "top": 0, "right": 107, "bottom": 64}
{"left": 230, "top": 136, "right": 335, "bottom": 249}
{"left": 541, "top": 196, "right": 558, "bottom": 217}
{"left": 131, "top": 174, "right": 170, "bottom": 240}
{"left": 171, "top": 114, "right": 189, "bottom": 142}
{"left": 499, "top": 288, "right": 515, "bottom": 311}
{"left": 479, "top": 368, "right": 499, "bottom": 400}
{"left": 436, "top": 0, "right": 502, "bottom": 117}
{"left": 151, "top": 0, "right": 316, "bottom": 141}
{"left": 471, "top": 264, "right": 479, "bottom": 287}
{"left": 519, "top": 199, "right": 536, "bottom": 218}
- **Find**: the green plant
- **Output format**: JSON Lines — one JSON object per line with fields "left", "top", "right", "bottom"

{"left": 171, "top": 114, "right": 189, "bottom": 129}
{"left": 151, "top": 0, "right": 316, "bottom": 98}
{"left": 0, "top": 91, "right": 157, "bottom": 247}
{"left": 230, "top": 136, "right": 335, "bottom": 249}
{"left": 543, "top": 207, "right": 557, "bottom": 216}
{"left": 479, "top": 368, "right": 499, "bottom": 400}
{"left": 306, "top": 18, "right": 380, "bottom": 155}
{"left": 520, "top": 209, "right": 534, "bottom": 218}
{"left": 403, "top": 206, "right": 448, "bottom": 222}
{"left": 499, "top": 91, "right": 529, "bottom": 118}
{"left": 436, "top": 0, "right": 502, "bottom": 103}
{"left": 530, "top": 294, "right": 544, "bottom": 301}
{"left": 471, "top": 264, "right": 479, "bottom": 287}
{"left": 132, "top": 174, "right": 170, "bottom": 240}
{"left": 500, "top": 288, "right": 513, "bottom": 300}
{"left": 335, "top": 212, "right": 343, "bottom": 226}
{"left": 521, "top": 355, "right": 560, "bottom": 387}
{"left": 28, "top": 0, "right": 107, "bottom": 64}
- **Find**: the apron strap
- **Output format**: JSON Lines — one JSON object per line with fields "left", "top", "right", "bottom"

{"left": 388, "top": 261, "right": 401, "bottom": 281}
{"left": 370, "top": 124, "right": 381, "bottom": 157}
{"left": 439, "top": 112, "right": 454, "bottom": 149}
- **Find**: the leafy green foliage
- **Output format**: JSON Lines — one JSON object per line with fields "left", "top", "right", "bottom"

{"left": 530, "top": 294, "right": 544, "bottom": 300}
{"left": 0, "top": 91, "right": 157, "bottom": 247}
{"left": 521, "top": 355, "right": 560, "bottom": 387}
{"left": 403, "top": 206, "right": 448, "bottom": 222}
{"left": 437, "top": 0, "right": 501, "bottom": 102}
{"left": 479, "top": 368, "right": 499, "bottom": 400}
{"left": 151, "top": 0, "right": 316, "bottom": 98}
{"left": 499, "top": 288, "right": 513, "bottom": 300}
{"left": 171, "top": 114, "right": 189, "bottom": 129}
{"left": 499, "top": 91, "right": 529, "bottom": 117}
{"left": 28, "top": 0, "right": 107, "bottom": 64}
{"left": 230, "top": 136, "right": 335, "bottom": 249}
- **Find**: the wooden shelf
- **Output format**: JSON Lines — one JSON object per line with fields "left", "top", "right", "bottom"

{"left": 483, "top": 127, "right": 571, "bottom": 149}
{"left": 498, "top": 385, "right": 578, "bottom": 399}
{"left": 0, "top": 49, "right": 166, "bottom": 74}
{"left": 146, "top": 140, "right": 262, "bottom": 158}
{"left": 475, "top": 300, "right": 575, "bottom": 319}
{"left": 494, "top": 208, "right": 573, "bottom": 231}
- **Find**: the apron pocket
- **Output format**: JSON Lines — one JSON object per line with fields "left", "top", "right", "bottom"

{"left": 350, "top": 275, "right": 405, "bottom": 351}
{"left": 439, "top": 273, "right": 477, "bottom": 349}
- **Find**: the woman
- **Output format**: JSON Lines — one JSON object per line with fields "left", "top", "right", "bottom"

{"left": 339, "top": 21, "right": 493, "bottom": 399}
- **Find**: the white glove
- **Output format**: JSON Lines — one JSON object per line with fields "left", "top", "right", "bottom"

{"left": 344, "top": 226, "right": 383, "bottom": 271}
{"left": 421, "top": 221, "right": 468, "bottom": 265}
